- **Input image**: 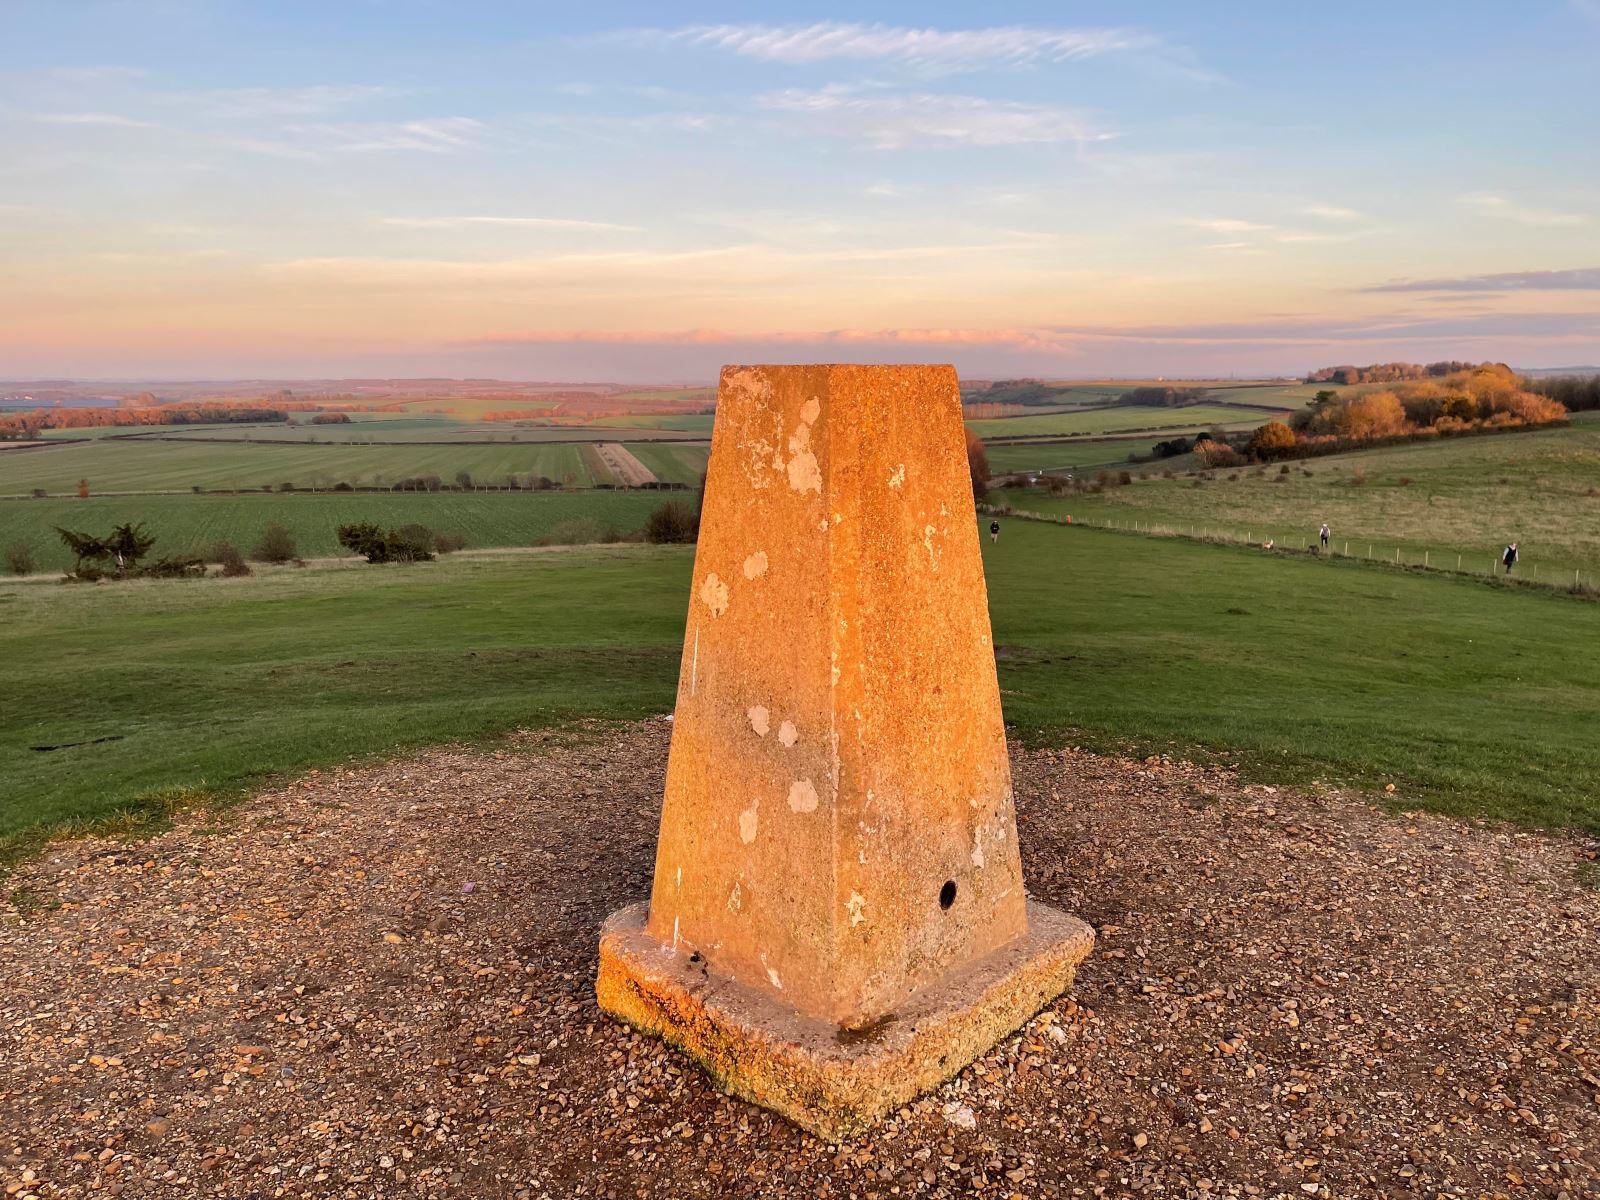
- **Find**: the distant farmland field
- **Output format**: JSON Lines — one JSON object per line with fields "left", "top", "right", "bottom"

{"left": 996, "top": 422, "right": 1600, "bottom": 579}
{"left": 626, "top": 443, "right": 712, "bottom": 485}
{"left": 984, "top": 438, "right": 1179, "bottom": 476}
{"left": 967, "top": 404, "right": 1276, "bottom": 440}
{"left": 588, "top": 413, "right": 717, "bottom": 433}
{"left": 0, "top": 438, "right": 717, "bottom": 494}
{"left": 0, "top": 491, "right": 669, "bottom": 572}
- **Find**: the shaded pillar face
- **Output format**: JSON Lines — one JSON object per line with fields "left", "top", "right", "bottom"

{"left": 646, "top": 364, "right": 1027, "bottom": 1030}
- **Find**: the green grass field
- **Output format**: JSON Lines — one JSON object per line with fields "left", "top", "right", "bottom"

{"left": 4, "top": 518, "right": 1597, "bottom": 862}
{"left": 996, "top": 423, "right": 1600, "bottom": 579}
{"left": 588, "top": 413, "right": 717, "bottom": 433}
{"left": 984, "top": 438, "right": 1174, "bottom": 477}
{"left": 966, "top": 404, "right": 1276, "bottom": 440}
{"left": 0, "top": 438, "right": 597, "bottom": 494}
{"left": 626, "top": 442, "right": 712, "bottom": 485}
{"left": 0, "top": 491, "right": 669, "bottom": 572}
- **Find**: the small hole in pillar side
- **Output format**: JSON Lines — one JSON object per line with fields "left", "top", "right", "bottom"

{"left": 939, "top": 880, "right": 957, "bottom": 910}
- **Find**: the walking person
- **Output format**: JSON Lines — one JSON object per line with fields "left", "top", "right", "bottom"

{"left": 1502, "top": 541, "right": 1518, "bottom": 575}
{"left": 989, "top": 519, "right": 1000, "bottom": 544}
{"left": 1319, "top": 522, "right": 1330, "bottom": 551}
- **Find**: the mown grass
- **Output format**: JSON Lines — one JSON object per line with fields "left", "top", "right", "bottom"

{"left": 995, "top": 422, "right": 1600, "bottom": 579}
{"left": 3, "top": 520, "right": 1597, "bottom": 864}
{"left": 0, "top": 437, "right": 599, "bottom": 495}
{"left": 966, "top": 403, "right": 1275, "bottom": 440}
{"left": 626, "top": 443, "right": 712, "bottom": 485}
{"left": 984, "top": 438, "right": 1173, "bottom": 477}
{"left": 0, "top": 491, "right": 668, "bottom": 574}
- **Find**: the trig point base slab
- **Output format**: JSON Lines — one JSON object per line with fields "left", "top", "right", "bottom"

{"left": 595, "top": 364, "right": 1092, "bottom": 1139}
{"left": 598, "top": 900, "right": 1092, "bottom": 1141}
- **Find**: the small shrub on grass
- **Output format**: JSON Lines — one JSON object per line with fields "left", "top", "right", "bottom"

{"left": 1118, "top": 471, "right": 1133, "bottom": 486}
{"left": 433, "top": 531, "right": 468, "bottom": 554}
{"left": 5, "top": 540, "right": 36, "bottom": 576}
{"left": 336, "top": 521, "right": 435, "bottom": 564}
{"left": 1279, "top": 464, "right": 1291, "bottom": 475}
{"left": 1399, "top": 476, "right": 1415, "bottom": 487}
{"left": 278, "top": 481, "right": 296, "bottom": 493}
{"left": 252, "top": 522, "right": 298, "bottom": 564}
{"left": 644, "top": 501, "right": 699, "bottom": 544}
{"left": 213, "top": 541, "right": 252, "bottom": 577}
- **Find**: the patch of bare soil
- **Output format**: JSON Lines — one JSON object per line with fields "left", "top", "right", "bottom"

{"left": 593, "top": 443, "right": 657, "bottom": 488}
{"left": 1, "top": 723, "right": 1595, "bottom": 1199}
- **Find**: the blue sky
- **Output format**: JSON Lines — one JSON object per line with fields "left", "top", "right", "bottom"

{"left": 2, "top": 1, "right": 1597, "bottom": 380}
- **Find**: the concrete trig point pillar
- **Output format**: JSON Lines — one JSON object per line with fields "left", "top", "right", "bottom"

{"left": 597, "top": 364, "right": 1092, "bottom": 1139}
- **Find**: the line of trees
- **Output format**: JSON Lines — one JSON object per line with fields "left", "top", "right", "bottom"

{"left": 0, "top": 404, "right": 292, "bottom": 440}
{"left": 1524, "top": 374, "right": 1600, "bottom": 413}
{"left": 1305, "top": 361, "right": 1478, "bottom": 385}
{"left": 1235, "top": 365, "right": 1566, "bottom": 463}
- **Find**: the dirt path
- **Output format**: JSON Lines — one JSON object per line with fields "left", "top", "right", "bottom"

{"left": 594, "top": 441, "right": 658, "bottom": 487}
{"left": 1, "top": 724, "right": 1595, "bottom": 1198}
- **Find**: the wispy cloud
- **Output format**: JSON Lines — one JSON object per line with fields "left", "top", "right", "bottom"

{"left": 32, "top": 112, "right": 155, "bottom": 129}
{"left": 1303, "top": 204, "right": 1361, "bottom": 220}
{"left": 182, "top": 84, "right": 402, "bottom": 119}
{"left": 464, "top": 324, "right": 1081, "bottom": 354}
{"left": 1364, "top": 267, "right": 1600, "bottom": 293}
{"left": 1183, "top": 217, "right": 1274, "bottom": 234}
{"left": 1183, "top": 216, "right": 1375, "bottom": 246}
{"left": 758, "top": 87, "right": 1113, "bottom": 149}
{"left": 1460, "top": 193, "right": 1587, "bottom": 228}
{"left": 293, "top": 117, "right": 485, "bottom": 153}
{"left": 629, "top": 22, "right": 1140, "bottom": 71}
{"left": 380, "top": 216, "right": 642, "bottom": 233}
{"left": 621, "top": 21, "right": 1219, "bottom": 82}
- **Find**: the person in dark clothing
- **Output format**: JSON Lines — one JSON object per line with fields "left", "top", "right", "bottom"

{"left": 1503, "top": 542, "right": 1518, "bottom": 575}
{"left": 989, "top": 519, "right": 1000, "bottom": 544}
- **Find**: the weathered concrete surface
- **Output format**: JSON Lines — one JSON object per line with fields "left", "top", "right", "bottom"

{"left": 597, "top": 363, "right": 1092, "bottom": 1132}
{"left": 598, "top": 900, "right": 1093, "bottom": 1141}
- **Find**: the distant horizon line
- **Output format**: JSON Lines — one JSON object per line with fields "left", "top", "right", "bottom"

{"left": 7, "top": 364, "right": 1597, "bottom": 391}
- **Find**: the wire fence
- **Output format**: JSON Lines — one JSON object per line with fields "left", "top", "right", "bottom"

{"left": 981, "top": 503, "right": 1597, "bottom": 598}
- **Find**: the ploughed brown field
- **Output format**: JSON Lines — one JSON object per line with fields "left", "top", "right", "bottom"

{"left": 1, "top": 721, "right": 1595, "bottom": 1198}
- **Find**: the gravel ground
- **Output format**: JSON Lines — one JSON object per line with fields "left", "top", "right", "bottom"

{"left": 2, "top": 720, "right": 1596, "bottom": 1199}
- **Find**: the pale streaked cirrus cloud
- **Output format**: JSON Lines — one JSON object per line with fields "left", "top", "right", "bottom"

{"left": 178, "top": 83, "right": 402, "bottom": 119}
{"left": 636, "top": 21, "right": 1141, "bottom": 71}
{"left": 463, "top": 324, "right": 1082, "bottom": 355}
{"left": 1184, "top": 217, "right": 1274, "bottom": 234}
{"left": 380, "top": 216, "right": 642, "bottom": 233}
{"left": 1303, "top": 204, "right": 1361, "bottom": 220}
{"left": 1183, "top": 216, "right": 1376, "bottom": 247}
{"left": 758, "top": 87, "right": 1112, "bottom": 149}
{"left": 292, "top": 117, "right": 485, "bottom": 153}
{"left": 1364, "top": 267, "right": 1600, "bottom": 293}
{"left": 1460, "top": 193, "right": 1588, "bottom": 228}
{"left": 32, "top": 112, "right": 155, "bottom": 128}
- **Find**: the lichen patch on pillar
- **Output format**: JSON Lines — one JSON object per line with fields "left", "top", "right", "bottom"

{"left": 743, "top": 550, "right": 769, "bottom": 580}
{"left": 777, "top": 720, "right": 798, "bottom": 748}
{"left": 699, "top": 572, "right": 729, "bottom": 617}
{"left": 748, "top": 705, "right": 770, "bottom": 737}
{"left": 787, "top": 779, "right": 819, "bottom": 813}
